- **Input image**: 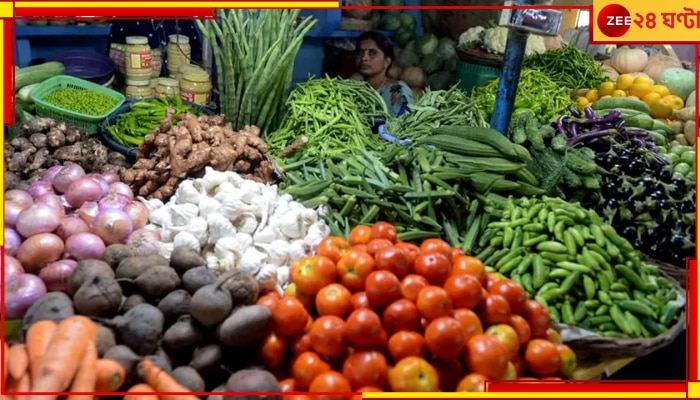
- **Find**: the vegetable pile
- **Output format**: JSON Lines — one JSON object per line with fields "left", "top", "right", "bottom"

{"left": 523, "top": 44, "right": 607, "bottom": 90}
{"left": 395, "top": 33, "right": 459, "bottom": 91}
{"left": 668, "top": 107, "right": 696, "bottom": 146}
{"left": 43, "top": 88, "right": 120, "bottom": 116}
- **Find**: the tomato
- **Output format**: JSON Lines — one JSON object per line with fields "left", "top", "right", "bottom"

{"left": 444, "top": 274, "right": 483, "bottom": 309}
{"left": 425, "top": 316, "right": 465, "bottom": 361}
{"left": 546, "top": 328, "right": 562, "bottom": 343}
{"left": 419, "top": 238, "right": 451, "bottom": 257}
{"left": 309, "top": 315, "right": 348, "bottom": 359}
{"left": 290, "top": 333, "right": 312, "bottom": 356}
{"left": 370, "top": 222, "right": 398, "bottom": 243}
{"left": 555, "top": 343, "right": 577, "bottom": 378}
{"left": 336, "top": 250, "right": 375, "bottom": 293}
{"left": 388, "top": 331, "right": 426, "bottom": 362}
{"left": 272, "top": 297, "right": 310, "bottom": 337}
{"left": 351, "top": 292, "right": 369, "bottom": 309}
{"left": 501, "top": 362, "right": 517, "bottom": 380}
{"left": 448, "top": 248, "right": 465, "bottom": 261}
{"left": 342, "top": 350, "right": 388, "bottom": 390}
{"left": 258, "top": 331, "right": 288, "bottom": 369}
{"left": 382, "top": 299, "right": 421, "bottom": 334}
{"left": 374, "top": 247, "right": 410, "bottom": 278}
{"left": 387, "top": 356, "right": 440, "bottom": 392}
{"left": 345, "top": 308, "right": 385, "bottom": 349}
{"left": 284, "top": 283, "right": 315, "bottom": 310}
{"left": 455, "top": 373, "right": 487, "bottom": 392}
{"left": 414, "top": 253, "right": 451, "bottom": 286}
{"left": 433, "top": 359, "right": 465, "bottom": 392}
{"left": 309, "top": 371, "right": 352, "bottom": 400}
{"left": 505, "top": 316, "right": 530, "bottom": 346}
{"left": 488, "top": 280, "right": 527, "bottom": 313}
{"left": 352, "top": 244, "right": 368, "bottom": 254}
{"left": 257, "top": 292, "right": 281, "bottom": 310}
{"left": 349, "top": 225, "right": 372, "bottom": 246}
{"left": 416, "top": 286, "right": 452, "bottom": 321}
{"left": 317, "top": 237, "right": 351, "bottom": 263}
{"left": 290, "top": 256, "right": 337, "bottom": 296}
{"left": 485, "top": 272, "right": 505, "bottom": 290}
{"left": 464, "top": 334, "right": 509, "bottom": 379}
{"left": 512, "top": 353, "right": 525, "bottom": 377}
{"left": 400, "top": 274, "right": 429, "bottom": 302}
{"left": 521, "top": 300, "right": 551, "bottom": 339}
{"left": 394, "top": 242, "right": 420, "bottom": 269}
{"left": 280, "top": 378, "right": 296, "bottom": 392}
{"left": 452, "top": 308, "right": 483, "bottom": 342}
{"left": 485, "top": 324, "right": 520, "bottom": 360}
{"left": 316, "top": 283, "right": 353, "bottom": 318}
{"left": 366, "top": 239, "right": 393, "bottom": 257}
{"left": 451, "top": 256, "right": 487, "bottom": 285}
{"left": 364, "top": 270, "right": 402, "bottom": 309}
{"left": 478, "top": 293, "right": 511, "bottom": 326}
{"left": 292, "top": 352, "right": 332, "bottom": 391}
{"left": 524, "top": 339, "right": 561, "bottom": 377}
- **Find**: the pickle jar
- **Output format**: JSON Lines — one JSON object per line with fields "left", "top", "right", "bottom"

{"left": 167, "top": 34, "right": 192, "bottom": 78}
{"left": 151, "top": 49, "right": 163, "bottom": 78}
{"left": 156, "top": 78, "right": 180, "bottom": 99}
{"left": 180, "top": 71, "right": 211, "bottom": 106}
{"left": 175, "top": 64, "right": 203, "bottom": 83}
{"left": 125, "top": 36, "right": 153, "bottom": 81}
{"left": 125, "top": 79, "right": 153, "bottom": 100}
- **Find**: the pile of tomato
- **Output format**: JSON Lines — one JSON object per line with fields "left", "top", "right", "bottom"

{"left": 255, "top": 222, "right": 577, "bottom": 395}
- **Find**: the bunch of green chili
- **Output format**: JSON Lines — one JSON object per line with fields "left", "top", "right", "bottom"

{"left": 523, "top": 44, "right": 608, "bottom": 90}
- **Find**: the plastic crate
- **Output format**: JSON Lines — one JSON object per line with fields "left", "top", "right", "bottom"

{"left": 29, "top": 75, "right": 125, "bottom": 134}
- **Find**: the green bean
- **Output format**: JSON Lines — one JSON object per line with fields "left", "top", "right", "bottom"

{"left": 523, "top": 44, "right": 607, "bottom": 90}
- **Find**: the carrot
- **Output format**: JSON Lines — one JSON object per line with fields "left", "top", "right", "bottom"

{"left": 12, "top": 372, "right": 31, "bottom": 400}
{"left": 25, "top": 320, "right": 57, "bottom": 379}
{"left": 66, "top": 342, "right": 98, "bottom": 400}
{"left": 124, "top": 383, "right": 158, "bottom": 400}
{"left": 7, "top": 345, "right": 29, "bottom": 381}
{"left": 140, "top": 358, "right": 199, "bottom": 400}
{"left": 30, "top": 316, "right": 97, "bottom": 393}
{"left": 94, "top": 359, "right": 126, "bottom": 392}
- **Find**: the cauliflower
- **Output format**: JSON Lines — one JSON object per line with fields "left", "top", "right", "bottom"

{"left": 482, "top": 26, "right": 547, "bottom": 56}
{"left": 458, "top": 26, "right": 485, "bottom": 50}
{"left": 525, "top": 35, "right": 546, "bottom": 56}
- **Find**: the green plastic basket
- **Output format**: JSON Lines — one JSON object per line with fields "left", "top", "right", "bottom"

{"left": 30, "top": 75, "right": 125, "bottom": 134}
{"left": 455, "top": 60, "right": 501, "bottom": 93}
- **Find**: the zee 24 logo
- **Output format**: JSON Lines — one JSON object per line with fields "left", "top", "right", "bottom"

{"left": 597, "top": 3, "right": 658, "bottom": 37}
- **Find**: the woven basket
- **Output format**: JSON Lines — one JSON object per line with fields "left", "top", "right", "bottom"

{"left": 643, "top": 255, "right": 686, "bottom": 289}
{"left": 456, "top": 48, "right": 504, "bottom": 68}
{"left": 563, "top": 270, "right": 686, "bottom": 363}
{"left": 343, "top": 0, "right": 372, "bottom": 19}
{"left": 337, "top": 17, "right": 373, "bottom": 32}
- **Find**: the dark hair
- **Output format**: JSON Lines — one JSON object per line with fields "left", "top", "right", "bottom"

{"left": 356, "top": 31, "right": 395, "bottom": 65}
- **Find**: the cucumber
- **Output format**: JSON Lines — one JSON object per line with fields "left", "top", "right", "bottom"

{"left": 15, "top": 62, "right": 65, "bottom": 91}
{"left": 648, "top": 131, "right": 667, "bottom": 145}
{"left": 651, "top": 119, "right": 674, "bottom": 136}
{"left": 624, "top": 114, "right": 654, "bottom": 130}
{"left": 591, "top": 97, "right": 650, "bottom": 114}
{"left": 594, "top": 108, "right": 645, "bottom": 118}
{"left": 17, "top": 83, "right": 39, "bottom": 103}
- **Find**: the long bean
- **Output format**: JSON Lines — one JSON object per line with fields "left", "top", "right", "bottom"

{"left": 524, "top": 44, "right": 607, "bottom": 90}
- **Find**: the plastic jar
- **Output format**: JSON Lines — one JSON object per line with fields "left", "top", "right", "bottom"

{"left": 125, "top": 36, "right": 153, "bottom": 81}
{"left": 167, "top": 34, "right": 191, "bottom": 78}
{"left": 151, "top": 49, "right": 162, "bottom": 78}
{"left": 114, "top": 44, "right": 126, "bottom": 74}
{"left": 180, "top": 72, "right": 211, "bottom": 105}
{"left": 175, "top": 64, "right": 204, "bottom": 83}
{"left": 150, "top": 79, "right": 159, "bottom": 96}
{"left": 125, "top": 79, "right": 153, "bottom": 100}
{"left": 156, "top": 78, "right": 180, "bottom": 99}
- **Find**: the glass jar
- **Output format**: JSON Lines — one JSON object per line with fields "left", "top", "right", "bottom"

{"left": 180, "top": 72, "right": 211, "bottom": 105}
{"left": 150, "top": 79, "right": 159, "bottom": 96}
{"left": 116, "top": 44, "right": 126, "bottom": 74}
{"left": 125, "top": 36, "right": 153, "bottom": 81}
{"left": 167, "top": 34, "right": 191, "bottom": 78}
{"left": 156, "top": 78, "right": 180, "bottom": 99}
{"left": 125, "top": 79, "right": 153, "bottom": 100}
{"left": 151, "top": 49, "right": 162, "bottom": 78}
{"left": 176, "top": 64, "right": 204, "bottom": 83}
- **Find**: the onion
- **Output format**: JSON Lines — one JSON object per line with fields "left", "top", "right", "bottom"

{"left": 59, "top": 195, "right": 74, "bottom": 214}
{"left": 16, "top": 203, "right": 61, "bottom": 238}
{"left": 87, "top": 173, "right": 110, "bottom": 197}
{"left": 65, "top": 232, "right": 106, "bottom": 260}
{"left": 5, "top": 201, "right": 28, "bottom": 228}
{"left": 27, "top": 181, "right": 55, "bottom": 199}
{"left": 38, "top": 260, "right": 77, "bottom": 292}
{"left": 56, "top": 215, "right": 90, "bottom": 240}
{"left": 76, "top": 201, "right": 99, "bottom": 225}
{"left": 65, "top": 177, "right": 104, "bottom": 209}
{"left": 35, "top": 194, "right": 66, "bottom": 217}
{"left": 126, "top": 228, "right": 161, "bottom": 256}
{"left": 42, "top": 165, "right": 64, "bottom": 183}
{"left": 5, "top": 274, "right": 47, "bottom": 320}
{"left": 5, "top": 190, "right": 33, "bottom": 208}
{"left": 92, "top": 209, "right": 134, "bottom": 245}
{"left": 5, "top": 227, "right": 22, "bottom": 257}
{"left": 108, "top": 182, "right": 134, "bottom": 200}
{"left": 101, "top": 172, "right": 120, "bottom": 184}
{"left": 99, "top": 193, "right": 131, "bottom": 211}
{"left": 123, "top": 201, "right": 149, "bottom": 230}
{"left": 52, "top": 163, "right": 85, "bottom": 194}
{"left": 16, "top": 233, "right": 64, "bottom": 273}
{"left": 5, "top": 255, "right": 24, "bottom": 279}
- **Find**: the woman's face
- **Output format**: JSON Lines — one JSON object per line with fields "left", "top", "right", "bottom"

{"left": 357, "top": 39, "right": 390, "bottom": 77}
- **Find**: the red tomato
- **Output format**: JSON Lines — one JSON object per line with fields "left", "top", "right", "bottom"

{"left": 433, "top": 359, "right": 465, "bottom": 392}
{"left": 351, "top": 244, "right": 368, "bottom": 254}
{"left": 257, "top": 292, "right": 281, "bottom": 310}
{"left": 366, "top": 239, "right": 393, "bottom": 257}
{"left": 364, "top": 270, "right": 402, "bottom": 309}
{"left": 508, "top": 315, "right": 532, "bottom": 346}
{"left": 289, "top": 333, "right": 312, "bottom": 356}
{"left": 414, "top": 253, "right": 452, "bottom": 286}
{"left": 416, "top": 286, "right": 452, "bottom": 321}
{"left": 419, "top": 238, "right": 451, "bottom": 257}
{"left": 280, "top": 378, "right": 296, "bottom": 392}
{"left": 444, "top": 274, "right": 483, "bottom": 309}
{"left": 387, "top": 331, "right": 426, "bottom": 363}
{"left": 309, "top": 371, "right": 352, "bottom": 400}
{"left": 272, "top": 297, "right": 310, "bottom": 337}
{"left": 488, "top": 280, "right": 527, "bottom": 313}
{"left": 315, "top": 283, "right": 353, "bottom": 318}
{"left": 452, "top": 256, "right": 487, "bottom": 285}
{"left": 316, "top": 236, "right": 351, "bottom": 263}
{"left": 374, "top": 246, "right": 410, "bottom": 278}
{"left": 464, "top": 334, "right": 509, "bottom": 380}
{"left": 382, "top": 299, "right": 421, "bottom": 334}
{"left": 284, "top": 283, "right": 315, "bottom": 310}
{"left": 521, "top": 299, "right": 551, "bottom": 339}
{"left": 336, "top": 250, "right": 375, "bottom": 293}
{"left": 345, "top": 308, "right": 386, "bottom": 349}
{"left": 478, "top": 293, "right": 511, "bottom": 326}
{"left": 485, "top": 324, "right": 520, "bottom": 360}
{"left": 485, "top": 272, "right": 504, "bottom": 291}
{"left": 292, "top": 352, "right": 332, "bottom": 391}
{"left": 257, "top": 331, "right": 288, "bottom": 369}
{"left": 342, "top": 350, "right": 388, "bottom": 390}
{"left": 448, "top": 248, "right": 465, "bottom": 261}
{"left": 387, "top": 357, "right": 440, "bottom": 392}
{"left": 455, "top": 373, "right": 487, "bottom": 392}
{"left": 452, "top": 308, "right": 484, "bottom": 342}
{"left": 349, "top": 225, "right": 372, "bottom": 246}
{"left": 524, "top": 339, "right": 561, "bottom": 377}
{"left": 424, "top": 316, "right": 465, "bottom": 361}
{"left": 400, "top": 274, "right": 429, "bottom": 302}
{"left": 512, "top": 353, "right": 525, "bottom": 377}
{"left": 370, "top": 222, "right": 398, "bottom": 243}
{"left": 351, "top": 292, "right": 369, "bottom": 309}
{"left": 394, "top": 242, "right": 420, "bottom": 270}
{"left": 309, "top": 315, "right": 348, "bottom": 359}
{"left": 290, "top": 256, "right": 337, "bottom": 296}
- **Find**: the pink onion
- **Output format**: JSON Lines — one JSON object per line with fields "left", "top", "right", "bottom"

{"left": 99, "top": 193, "right": 131, "bottom": 211}
{"left": 76, "top": 201, "right": 99, "bottom": 225}
{"left": 5, "top": 190, "right": 33, "bottom": 208}
{"left": 4, "top": 255, "right": 24, "bottom": 279}
{"left": 27, "top": 180, "right": 55, "bottom": 199}
{"left": 16, "top": 233, "right": 64, "bottom": 273}
{"left": 5, "top": 274, "right": 47, "bottom": 319}
{"left": 65, "top": 177, "right": 104, "bottom": 209}
{"left": 55, "top": 215, "right": 90, "bottom": 240}
{"left": 87, "top": 173, "right": 110, "bottom": 197}
{"left": 108, "top": 182, "right": 134, "bottom": 200}
{"left": 38, "top": 259, "right": 77, "bottom": 292}
{"left": 59, "top": 195, "right": 74, "bottom": 214}
{"left": 52, "top": 163, "right": 85, "bottom": 194}
{"left": 35, "top": 193, "right": 66, "bottom": 217}
{"left": 5, "top": 227, "right": 22, "bottom": 257}
{"left": 42, "top": 165, "right": 64, "bottom": 183}
{"left": 5, "top": 201, "right": 28, "bottom": 228}
{"left": 126, "top": 228, "right": 161, "bottom": 256}
{"left": 65, "top": 232, "right": 106, "bottom": 260}
{"left": 123, "top": 201, "right": 149, "bottom": 230}
{"left": 92, "top": 209, "right": 134, "bottom": 245}
{"left": 16, "top": 203, "right": 61, "bottom": 238}
{"left": 101, "top": 172, "right": 120, "bottom": 184}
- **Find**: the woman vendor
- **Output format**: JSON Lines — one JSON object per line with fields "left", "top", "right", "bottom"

{"left": 355, "top": 31, "right": 414, "bottom": 117}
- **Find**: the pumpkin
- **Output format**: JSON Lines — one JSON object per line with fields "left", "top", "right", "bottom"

{"left": 642, "top": 54, "right": 682, "bottom": 80}
{"left": 400, "top": 66, "right": 427, "bottom": 88}
{"left": 600, "top": 65, "right": 619, "bottom": 81}
{"left": 388, "top": 63, "right": 402, "bottom": 80}
{"left": 610, "top": 47, "right": 648, "bottom": 73}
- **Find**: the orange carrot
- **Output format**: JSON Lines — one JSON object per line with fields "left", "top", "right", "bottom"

{"left": 94, "top": 359, "right": 126, "bottom": 392}
{"left": 66, "top": 342, "right": 98, "bottom": 400}
{"left": 140, "top": 358, "right": 199, "bottom": 400}
{"left": 12, "top": 372, "right": 31, "bottom": 400}
{"left": 25, "top": 320, "right": 57, "bottom": 379}
{"left": 7, "top": 345, "right": 29, "bottom": 381}
{"left": 124, "top": 383, "right": 158, "bottom": 400}
{"left": 30, "top": 316, "right": 97, "bottom": 393}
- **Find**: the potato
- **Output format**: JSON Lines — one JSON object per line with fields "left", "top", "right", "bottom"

{"left": 671, "top": 120, "right": 684, "bottom": 134}
{"left": 116, "top": 255, "right": 169, "bottom": 280}
{"left": 684, "top": 120, "right": 696, "bottom": 145}
{"left": 675, "top": 133, "right": 688, "bottom": 146}
{"left": 69, "top": 259, "right": 114, "bottom": 296}
{"left": 216, "top": 305, "right": 271, "bottom": 347}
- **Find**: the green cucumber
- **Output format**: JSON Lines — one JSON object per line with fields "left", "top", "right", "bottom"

{"left": 15, "top": 62, "right": 65, "bottom": 91}
{"left": 591, "top": 97, "right": 650, "bottom": 114}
